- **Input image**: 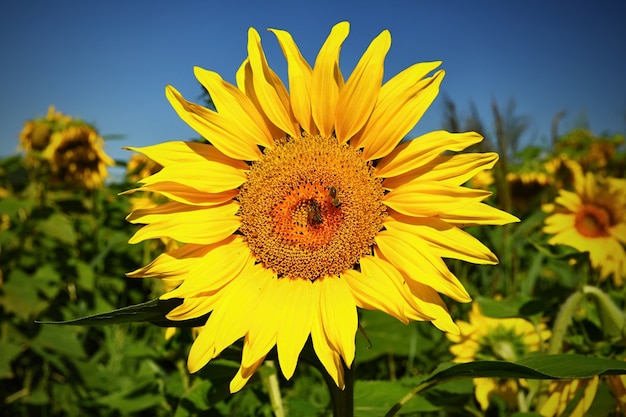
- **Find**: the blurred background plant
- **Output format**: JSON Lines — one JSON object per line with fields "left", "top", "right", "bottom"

{"left": 1, "top": 103, "right": 625, "bottom": 416}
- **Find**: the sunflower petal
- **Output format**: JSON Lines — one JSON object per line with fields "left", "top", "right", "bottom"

{"left": 127, "top": 201, "right": 240, "bottom": 245}
{"left": 311, "top": 22, "right": 349, "bottom": 138}
{"left": 247, "top": 28, "right": 299, "bottom": 138}
{"left": 318, "top": 277, "right": 357, "bottom": 367}
{"left": 127, "top": 243, "right": 211, "bottom": 278}
{"left": 123, "top": 182, "right": 238, "bottom": 207}
{"left": 375, "top": 131, "right": 484, "bottom": 178}
{"left": 383, "top": 182, "right": 492, "bottom": 217}
{"left": 269, "top": 28, "right": 316, "bottom": 135}
{"left": 230, "top": 347, "right": 266, "bottom": 393}
{"left": 137, "top": 161, "right": 246, "bottom": 194}
{"left": 276, "top": 279, "right": 316, "bottom": 379}
{"left": 194, "top": 67, "right": 275, "bottom": 149}
{"left": 375, "top": 230, "right": 472, "bottom": 302}
{"left": 165, "top": 85, "right": 262, "bottom": 161}
{"left": 353, "top": 65, "right": 444, "bottom": 160}
{"left": 311, "top": 310, "right": 345, "bottom": 389}
{"left": 384, "top": 212, "right": 499, "bottom": 264}
{"left": 382, "top": 153, "right": 499, "bottom": 189}
{"left": 335, "top": 29, "right": 390, "bottom": 142}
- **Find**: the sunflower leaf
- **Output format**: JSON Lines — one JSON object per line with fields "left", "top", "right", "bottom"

{"left": 35, "top": 298, "right": 210, "bottom": 328}
{"left": 385, "top": 355, "right": 626, "bottom": 416}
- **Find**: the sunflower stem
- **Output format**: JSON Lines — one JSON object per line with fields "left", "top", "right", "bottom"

{"left": 322, "top": 362, "right": 354, "bottom": 417}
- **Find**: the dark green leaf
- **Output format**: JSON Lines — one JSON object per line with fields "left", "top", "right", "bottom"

{"left": 36, "top": 297, "right": 210, "bottom": 327}
{"left": 38, "top": 212, "right": 77, "bottom": 245}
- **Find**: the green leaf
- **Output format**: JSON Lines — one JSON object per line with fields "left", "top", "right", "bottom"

{"left": 36, "top": 297, "right": 210, "bottom": 327}
{"left": 386, "top": 355, "right": 626, "bottom": 416}
{"left": 0, "top": 340, "right": 22, "bottom": 378}
{"left": 354, "top": 379, "right": 438, "bottom": 416}
{"left": 355, "top": 309, "right": 416, "bottom": 363}
{"left": 1, "top": 269, "right": 41, "bottom": 319}
{"left": 38, "top": 212, "right": 77, "bottom": 245}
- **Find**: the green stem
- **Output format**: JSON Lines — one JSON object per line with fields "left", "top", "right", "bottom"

{"left": 321, "top": 363, "right": 354, "bottom": 417}
{"left": 547, "top": 289, "right": 586, "bottom": 355}
{"left": 261, "top": 360, "right": 285, "bottom": 417}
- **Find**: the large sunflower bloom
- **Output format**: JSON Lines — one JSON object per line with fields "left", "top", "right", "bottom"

{"left": 447, "top": 303, "right": 551, "bottom": 410}
{"left": 125, "top": 22, "right": 518, "bottom": 392}
{"left": 543, "top": 170, "right": 626, "bottom": 285}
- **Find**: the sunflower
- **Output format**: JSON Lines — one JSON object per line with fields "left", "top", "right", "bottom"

{"left": 42, "top": 124, "right": 114, "bottom": 189}
{"left": 543, "top": 170, "right": 626, "bottom": 285}
{"left": 125, "top": 22, "right": 518, "bottom": 392}
{"left": 447, "top": 303, "right": 551, "bottom": 410}
{"left": 539, "top": 376, "right": 599, "bottom": 417}
{"left": 18, "top": 105, "right": 73, "bottom": 153}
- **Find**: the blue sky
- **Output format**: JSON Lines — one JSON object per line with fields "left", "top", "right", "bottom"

{"left": 1, "top": 0, "right": 625, "bottom": 164}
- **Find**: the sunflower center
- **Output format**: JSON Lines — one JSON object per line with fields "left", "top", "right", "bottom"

{"left": 574, "top": 204, "right": 611, "bottom": 238}
{"left": 238, "top": 134, "right": 386, "bottom": 281}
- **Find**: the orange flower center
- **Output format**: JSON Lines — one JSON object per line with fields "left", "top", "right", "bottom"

{"left": 238, "top": 134, "right": 386, "bottom": 281}
{"left": 574, "top": 204, "right": 611, "bottom": 238}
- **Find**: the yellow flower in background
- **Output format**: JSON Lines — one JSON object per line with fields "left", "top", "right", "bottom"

{"left": 126, "top": 152, "right": 163, "bottom": 183}
{"left": 544, "top": 156, "right": 583, "bottom": 190}
{"left": 447, "top": 303, "right": 551, "bottom": 410}
{"left": 125, "top": 22, "right": 518, "bottom": 392}
{"left": 506, "top": 170, "right": 552, "bottom": 214}
{"left": 43, "top": 124, "right": 115, "bottom": 189}
{"left": 19, "top": 106, "right": 73, "bottom": 154}
{"left": 543, "top": 170, "right": 626, "bottom": 285}
{"left": 606, "top": 373, "right": 626, "bottom": 414}
{"left": 539, "top": 376, "right": 599, "bottom": 417}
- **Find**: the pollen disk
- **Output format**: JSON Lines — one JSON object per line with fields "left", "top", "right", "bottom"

{"left": 238, "top": 134, "right": 386, "bottom": 281}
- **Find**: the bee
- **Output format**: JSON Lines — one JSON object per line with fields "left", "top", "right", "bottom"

{"left": 329, "top": 186, "right": 341, "bottom": 207}
{"left": 307, "top": 200, "right": 323, "bottom": 226}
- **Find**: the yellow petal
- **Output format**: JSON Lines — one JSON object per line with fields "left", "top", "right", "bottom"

{"left": 122, "top": 182, "right": 238, "bottom": 207}
{"left": 194, "top": 67, "right": 275, "bottom": 149}
{"left": 127, "top": 243, "right": 211, "bottom": 278}
{"left": 230, "top": 346, "right": 266, "bottom": 393}
{"left": 165, "top": 85, "right": 262, "bottom": 161}
{"left": 137, "top": 161, "right": 246, "bottom": 194}
{"left": 353, "top": 65, "right": 444, "bottom": 161}
{"left": 311, "top": 309, "right": 345, "bottom": 389}
{"left": 166, "top": 296, "right": 216, "bottom": 321}
{"left": 318, "top": 277, "right": 358, "bottom": 367}
{"left": 187, "top": 264, "right": 271, "bottom": 373}
{"left": 236, "top": 59, "right": 285, "bottom": 140}
{"left": 375, "top": 130, "right": 484, "bottom": 178}
{"left": 247, "top": 28, "right": 299, "bottom": 138}
{"left": 276, "top": 279, "right": 316, "bottom": 379}
{"left": 311, "top": 22, "right": 349, "bottom": 138}
{"left": 375, "top": 230, "right": 472, "bottom": 302}
{"left": 127, "top": 201, "right": 240, "bottom": 245}
{"left": 383, "top": 181, "right": 492, "bottom": 217}
{"left": 383, "top": 153, "right": 499, "bottom": 189}
{"left": 335, "top": 29, "right": 390, "bottom": 142}
{"left": 161, "top": 236, "right": 253, "bottom": 299}
{"left": 437, "top": 202, "right": 520, "bottom": 226}
{"left": 269, "top": 28, "right": 316, "bottom": 135}
{"left": 126, "top": 141, "right": 249, "bottom": 169}
{"left": 343, "top": 257, "right": 415, "bottom": 324}
{"left": 384, "top": 211, "right": 499, "bottom": 264}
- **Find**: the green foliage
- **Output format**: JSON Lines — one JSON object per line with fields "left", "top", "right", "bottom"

{"left": 2, "top": 110, "right": 626, "bottom": 417}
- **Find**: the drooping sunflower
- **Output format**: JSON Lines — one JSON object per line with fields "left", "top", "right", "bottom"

{"left": 446, "top": 303, "right": 551, "bottom": 410}
{"left": 125, "top": 22, "right": 518, "bottom": 392}
{"left": 43, "top": 124, "right": 114, "bottom": 189}
{"left": 543, "top": 170, "right": 626, "bottom": 285}
{"left": 18, "top": 105, "right": 73, "bottom": 153}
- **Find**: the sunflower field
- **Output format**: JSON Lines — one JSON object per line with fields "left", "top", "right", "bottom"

{"left": 2, "top": 23, "right": 626, "bottom": 417}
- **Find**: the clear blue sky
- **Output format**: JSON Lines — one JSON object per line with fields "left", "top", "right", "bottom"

{"left": 2, "top": 0, "right": 625, "bottom": 163}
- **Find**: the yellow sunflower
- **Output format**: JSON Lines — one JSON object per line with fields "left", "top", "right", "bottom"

{"left": 539, "top": 376, "right": 599, "bottom": 417}
{"left": 543, "top": 170, "right": 626, "bottom": 285}
{"left": 125, "top": 22, "right": 518, "bottom": 392}
{"left": 447, "top": 303, "right": 551, "bottom": 410}
{"left": 42, "top": 124, "right": 115, "bottom": 189}
{"left": 19, "top": 105, "right": 73, "bottom": 153}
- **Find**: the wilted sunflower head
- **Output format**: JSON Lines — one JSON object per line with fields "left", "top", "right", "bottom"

{"left": 43, "top": 124, "right": 115, "bottom": 189}
{"left": 18, "top": 106, "right": 73, "bottom": 154}
{"left": 125, "top": 22, "right": 518, "bottom": 392}
{"left": 543, "top": 170, "right": 626, "bottom": 285}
